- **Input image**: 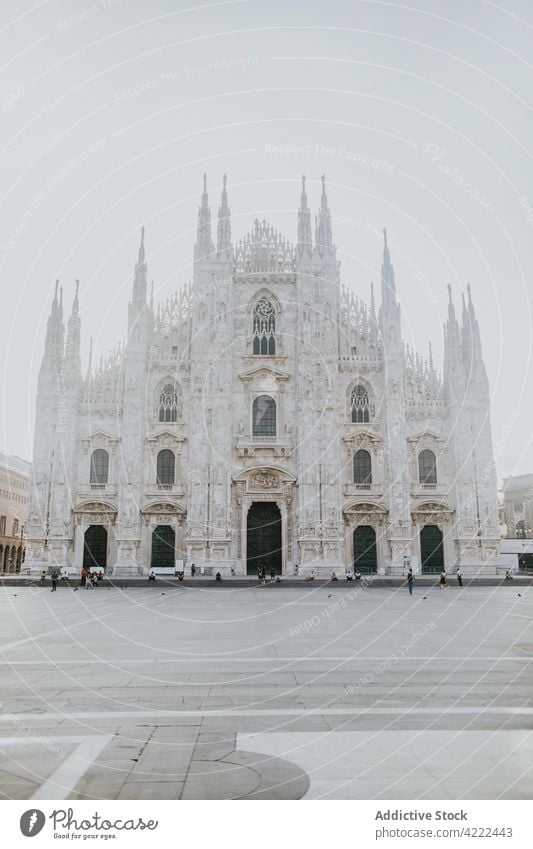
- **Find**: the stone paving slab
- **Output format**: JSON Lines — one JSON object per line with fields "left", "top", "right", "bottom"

{"left": 0, "top": 586, "right": 532, "bottom": 799}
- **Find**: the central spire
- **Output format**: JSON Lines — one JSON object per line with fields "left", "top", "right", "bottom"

{"left": 217, "top": 174, "right": 231, "bottom": 256}
{"left": 297, "top": 175, "right": 312, "bottom": 256}
{"left": 315, "top": 174, "right": 332, "bottom": 254}
{"left": 195, "top": 173, "right": 214, "bottom": 262}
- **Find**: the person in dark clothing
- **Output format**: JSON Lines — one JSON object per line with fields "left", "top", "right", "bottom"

{"left": 80, "top": 568, "right": 87, "bottom": 587}
{"left": 190, "top": 563, "right": 196, "bottom": 578}
{"left": 269, "top": 567, "right": 276, "bottom": 582}
{"left": 215, "top": 571, "right": 222, "bottom": 581}
{"left": 51, "top": 570, "right": 58, "bottom": 591}
{"left": 407, "top": 569, "right": 414, "bottom": 596}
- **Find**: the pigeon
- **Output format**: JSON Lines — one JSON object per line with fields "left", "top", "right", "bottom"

{"left": 74, "top": 587, "right": 78, "bottom": 592}
{"left": 161, "top": 592, "right": 166, "bottom": 595}
{"left": 328, "top": 594, "right": 332, "bottom": 598}
{"left": 422, "top": 596, "right": 427, "bottom": 600}
{"left": 518, "top": 593, "right": 522, "bottom": 598}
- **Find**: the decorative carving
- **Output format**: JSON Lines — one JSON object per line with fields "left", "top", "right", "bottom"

{"left": 250, "top": 472, "right": 279, "bottom": 489}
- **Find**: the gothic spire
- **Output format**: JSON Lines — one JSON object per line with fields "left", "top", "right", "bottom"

{"left": 132, "top": 226, "right": 147, "bottom": 305}
{"left": 194, "top": 173, "right": 214, "bottom": 262}
{"left": 370, "top": 280, "right": 376, "bottom": 322}
{"left": 65, "top": 280, "right": 81, "bottom": 371}
{"left": 40, "top": 280, "right": 65, "bottom": 380}
{"left": 216, "top": 173, "right": 232, "bottom": 256}
{"left": 314, "top": 174, "right": 333, "bottom": 254}
{"left": 381, "top": 228, "right": 396, "bottom": 295}
{"left": 297, "top": 175, "right": 312, "bottom": 255}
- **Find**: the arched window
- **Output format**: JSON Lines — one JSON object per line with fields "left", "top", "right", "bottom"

{"left": 159, "top": 383, "right": 178, "bottom": 422}
{"left": 351, "top": 385, "right": 370, "bottom": 423}
{"left": 418, "top": 449, "right": 437, "bottom": 485}
{"left": 253, "top": 298, "right": 276, "bottom": 355}
{"left": 354, "top": 450, "right": 372, "bottom": 487}
{"left": 157, "top": 449, "right": 175, "bottom": 486}
{"left": 90, "top": 449, "right": 109, "bottom": 485}
{"left": 252, "top": 395, "right": 276, "bottom": 437}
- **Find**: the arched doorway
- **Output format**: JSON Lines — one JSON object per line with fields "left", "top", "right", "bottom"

{"left": 151, "top": 525, "right": 175, "bottom": 568}
{"left": 83, "top": 525, "right": 108, "bottom": 570}
{"left": 247, "top": 502, "right": 282, "bottom": 575}
{"left": 420, "top": 525, "right": 444, "bottom": 573}
{"left": 353, "top": 525, "right": 377, "bottom": 573}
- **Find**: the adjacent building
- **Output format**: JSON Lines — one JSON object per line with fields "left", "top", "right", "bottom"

{"left": 0, "top": 452, "right": 31, "bottom": 572}
{"left": 26, "top": 177, "right": 500, "bottom": 576}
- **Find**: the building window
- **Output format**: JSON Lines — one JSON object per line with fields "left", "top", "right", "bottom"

{"left": 354, "top": 450, "right": 372, "bottom": 487}
{"left": 418, "top": 449, "right": 437, "bottom": 485}
{"left": 0, "top": 516, "right": 5, "bottom": 535}
{"left": 350, "top": 385, "right": 370, "bottom": 423}
{"left": 156, "top": 449, "right": 175, "bottom": 486}
{"left": 252, "top": 395, "right": 276, "bottom": 437}
{"left": 90, "top": 449, "right": 109, "bottom": 485}
{"left": 159, "top": 383, "right": 178, "bottom": 422}
{"left": 252, "top": 298, "right": 276, "bottom": 355}
{"left": 12, "top": 519, "right": 19, "bottom": 536}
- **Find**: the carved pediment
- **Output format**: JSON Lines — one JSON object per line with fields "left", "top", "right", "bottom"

{"left": 141, "top": 501, "right": 186, "bottom": 514}
{"left": 73, "top": 500, "right": 117, "bottom": 514}
{"left": 233, "top": 465, "right": 296, "bottom": 494}
{"left": 344, "top": 501, "right": 387, "bottom": 514}
{"left": 147, "top": 430, "right": 186, "bottom": 444}
{"left": 407, "top": 430, "right": 445, "bottom": 444}
{"left": 80, "top": 431, "right": 120, "bottom": 454}
{"left": 413, "top": 501, "right": 452, "bottom": 513}
{"left": 238, "top": 365, "right": 290, "bottom": 383}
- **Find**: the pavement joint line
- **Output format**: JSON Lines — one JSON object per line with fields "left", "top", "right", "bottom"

{"left": 1, "top": 707, "right": 533, "bottom": 722}
{"left": 0, "top": 611, "right": 115, "bottom": 652}
{"left": 31, "top": 734, "right": 112, "bottom": 800}
{"left": 0, "top": 656, "right": 526, "bottom": 664}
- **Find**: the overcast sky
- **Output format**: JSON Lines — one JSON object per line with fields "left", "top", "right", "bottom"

{"left": 0, "top": 0, "right": 532, "bottom": 484}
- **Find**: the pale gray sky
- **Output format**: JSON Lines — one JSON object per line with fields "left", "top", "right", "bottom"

{"left": 1, "top": 0, "right": 532, "bottom": 483}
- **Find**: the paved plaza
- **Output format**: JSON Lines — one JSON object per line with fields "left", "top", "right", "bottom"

{"left": 0, "top": 582, "right": 532, "bottom": 800}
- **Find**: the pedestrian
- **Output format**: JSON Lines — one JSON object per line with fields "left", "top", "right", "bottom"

{"left": 97, "top": 570, "right": 104, "bottom": 581}
{"left": 191, "top": 563, "right": 196, "bottom": 578}
{"left": 269, "top": 567, "right": 276, "bottom": 582}
{"left": 294, "top": 563, "right": 299, "bottom": 576}
{"left": 331, "top": 571, "right": 338, "bottom": 582}
{"left": 91, "top": 572, "right": 98, "bottom": 587}
{"left": 346, "top": 569, "right": 353, "bottom": 582}
{"left": 215, "top": 571, "right": 222, "bottom": 582}
{"left": 456, "top": 567, "right": 463, "bottom": 587}
{"left": 51, "top": 570, "right": 58, "bottom": 591}
{"left": 148, "top": 569, "right": 156, "bottom": 582}
{"left": 80, "top": 568, "right": 87, "bottom": 588}
{"left": 40, "top": 569, "right": 47, "bottom": 586}
{"left": 439, "top": 570, "right": 448, "bottom": 590}
{"left": 407, "top": 569, "right": 414, "bottom": 596}
{"left": 354, "top": 569, "right": 362, "bottom": 581}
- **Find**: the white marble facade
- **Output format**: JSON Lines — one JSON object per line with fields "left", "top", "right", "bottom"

{"left": 26, "top": 176, "right": 500, "bottom": 577}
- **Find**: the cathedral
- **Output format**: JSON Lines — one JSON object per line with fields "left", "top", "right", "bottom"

{"left": 26, "top": 176, "right": 501, "bottom": 577}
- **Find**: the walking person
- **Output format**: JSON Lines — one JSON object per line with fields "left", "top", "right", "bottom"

{"left": 80, "top": 567, "right": 87, "bottom": 588}
{"left": 190, "top": 563, "right": 196, "bottom": 578}
{"left": 51, "top": 569, "right": 58, "bottom": 592}
{"left": 456, "top": 567, "right": 463, "bottom": 587}
{"left": 406, "top": 569, "right": 415, "bottom": 596}
{"left": 439, "top": 570, "right": 448, "bottom": 590}
{"left": 40, "top": 569, "right": 46, "bottom": 586}
{"left": 269, "top": 566, "right": 276, "bottom": 583}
